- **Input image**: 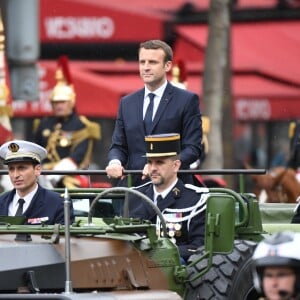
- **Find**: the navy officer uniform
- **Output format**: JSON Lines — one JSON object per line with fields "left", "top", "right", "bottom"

{"left": 0, "top": 186, "right": 68, "bottom": 225}
{"left": 0, "top": 140, "right": 74, "bottom": 225}
{"left": 129, "top": 133, "right": 207, "bottom": 262}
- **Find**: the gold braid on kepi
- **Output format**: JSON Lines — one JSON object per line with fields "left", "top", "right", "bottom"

{"left": 50, "top": 55, "right": 75, "bottom": 103}
{"left": 145, "top": 133, "right": 181, "bottom": 158}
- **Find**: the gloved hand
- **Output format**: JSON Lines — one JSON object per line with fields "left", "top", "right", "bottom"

{"left": 47, "top": 158, "right": 77, "bottom": 186}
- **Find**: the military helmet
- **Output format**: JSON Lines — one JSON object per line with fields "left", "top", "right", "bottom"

{"left": 50, "top": 55, "right": 75, "bottom": 102}
{"left": 252, "top": 231, "right": 300, "bottom": 296}
{"left": 51, "top": 84, "right": 75, "bottom": 102}
{"left": 171, "top": 59, "right": 187, "bottom": 89}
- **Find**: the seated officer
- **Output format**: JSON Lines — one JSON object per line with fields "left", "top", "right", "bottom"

{"left": 33, "top": 56, "right": 100, "bottom": 188}
{"left": 0, "top": 140, "right": 74, "bottom": 224}
{"left": 129, "top": 133, "right": 207, "bottom": 262}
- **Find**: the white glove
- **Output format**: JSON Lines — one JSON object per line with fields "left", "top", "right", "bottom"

{"left": 47, "top": 158, "right": 77, "bottom": 185}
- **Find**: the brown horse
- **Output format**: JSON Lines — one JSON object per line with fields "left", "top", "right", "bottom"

{"left": 245, "top": 163, "right": 300, "bottom": 203}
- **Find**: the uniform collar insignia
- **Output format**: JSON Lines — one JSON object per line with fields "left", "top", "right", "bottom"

{"left": 172, "top": 187, "right": 181, "bottom": 198}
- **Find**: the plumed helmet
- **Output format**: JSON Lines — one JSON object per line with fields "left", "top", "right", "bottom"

{"left": 252, "top": 231, "right": 300, "bottom": 296}
{"left": 50, "top": 55, "right": 76, "bottom": 102}
{"left": 171, "top": 59, "right": 187, "bottom": 89}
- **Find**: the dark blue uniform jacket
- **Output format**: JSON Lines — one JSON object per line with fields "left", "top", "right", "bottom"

{"left": 129, "top": 179, "right": 206, "bottom": 261}
{"left": 0, "top": 185, "right": 74, "bottom": 225}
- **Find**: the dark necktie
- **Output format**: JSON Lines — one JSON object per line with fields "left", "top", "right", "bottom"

{"left": 144, "top": 93, "right": 155, "bottom": 134}
{"left": 156, "top": 195, "right": 163, "bottom": 205}
{"left": 15, "top": 198, "right": 25, "bottom": 216}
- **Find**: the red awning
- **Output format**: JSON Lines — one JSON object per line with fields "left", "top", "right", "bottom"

{"left": 232, "top": 75, "right": 300, "bottom": 121}
{"left": 40, "top": 0, "right": 169, "bottom": 43}
{"left": 13, "top": 60, "right": 142, "bottom": 118}
{"left": 174, "top": 21, "right": 300, "bottom": 86}
{"left": 174, "top": 21, "right": 300, "bottom": 121}
{"left": 40, "top": 0, "right": 282, "bottom": 44}
{"left": 11, "top": 59, "right": 300, "bottom": 121}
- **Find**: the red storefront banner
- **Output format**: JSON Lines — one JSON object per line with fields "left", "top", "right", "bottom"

{"left": 40, "top": 0, "right": 167, "bottom": 43}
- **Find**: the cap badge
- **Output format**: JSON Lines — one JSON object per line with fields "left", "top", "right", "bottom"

{"left": 267, "top": 248, "right": 278, "bottom": 257}
{"left": 150, "top": 143, "right": 154, "bottom": 150}
{"left": 8, "top": 143, "right": 20, "bottom": 153}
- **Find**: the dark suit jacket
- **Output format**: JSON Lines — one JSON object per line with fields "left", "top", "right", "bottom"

{"left": 108, "top": 82, "right": 203, "bottom": 186}
{"left": 0, "top": 185, "right": 74, "bottom": 225}
{"left": 129, "top": 179, "right": 206, "bottom": 261}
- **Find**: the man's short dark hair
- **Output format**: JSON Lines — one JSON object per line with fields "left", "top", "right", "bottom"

{"left": 139, "top": 40, "right": 173, "bottom": 62}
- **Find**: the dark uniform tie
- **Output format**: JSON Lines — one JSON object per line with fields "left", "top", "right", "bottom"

{"left": 156, "top": 195, "right": 163, "bottom": 206}
{"left": 15, "top": 198, "right": 25, "bottom": 216}
{"left": 144, "top": 93, "right": 155, "bottom": 134}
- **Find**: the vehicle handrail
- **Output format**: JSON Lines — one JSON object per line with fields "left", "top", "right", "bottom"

{"left": 0, "top": 169, "right": 266, "bottom": 175}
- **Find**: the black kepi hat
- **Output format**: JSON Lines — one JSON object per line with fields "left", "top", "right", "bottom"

{"left": 145, "top": 133, "right": 180, "bottom": 158}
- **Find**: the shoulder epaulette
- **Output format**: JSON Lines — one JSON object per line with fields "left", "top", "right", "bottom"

{"left": 79, "top": 115, "right": 101, "bottom": 140}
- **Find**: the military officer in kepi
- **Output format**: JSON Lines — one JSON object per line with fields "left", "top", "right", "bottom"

{"left": 129, "top": 133, "right": 208, "bottom": 263}
{"left": 33, "top": 56, "right": 100, "bottom": 188}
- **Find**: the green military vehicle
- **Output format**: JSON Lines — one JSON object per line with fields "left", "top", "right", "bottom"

{"left": 0, "top": 174, "right": 298, "bottom": 299}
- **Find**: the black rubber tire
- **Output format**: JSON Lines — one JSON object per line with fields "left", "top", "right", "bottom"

{"left": 184, "top": 240, "right": 259, "bottom": 300}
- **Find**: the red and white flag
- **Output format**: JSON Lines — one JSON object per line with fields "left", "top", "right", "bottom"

{"left": 0, "top": 11, "right": 13, "bottom": 145}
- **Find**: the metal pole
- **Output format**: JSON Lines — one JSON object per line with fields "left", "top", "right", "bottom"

{"left": 63, "top": 187, "right": 73, "bottom": 294}
{"left": 0, "top": 169, "right": 267, "bottom": 175}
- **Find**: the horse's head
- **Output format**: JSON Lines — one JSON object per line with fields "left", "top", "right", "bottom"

{"left": 246, "top": 165, "right": 288, "bottom": 203}
{"left": 279, "top": 168, "right": 300, "bottom": 203}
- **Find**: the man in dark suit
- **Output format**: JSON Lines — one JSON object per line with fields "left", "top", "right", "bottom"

{"left": 106, "top": 40, "right": 203, "bottom": 187}
{"left": 129, "top": 133, "right": 207, "bottom": 263}
{"left": 0, "top": 140, "right": 74, "bottom": 224}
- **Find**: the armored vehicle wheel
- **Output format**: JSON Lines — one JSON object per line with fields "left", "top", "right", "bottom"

{"left": 185, "top": 240, "right": 258, "bottom": 300}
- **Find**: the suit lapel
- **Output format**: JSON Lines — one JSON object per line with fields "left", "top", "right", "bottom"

{"left": 1, "top": 190, "right": 15, "bottom": 215}
{"left": 24, "top": 186, "right": 44, "bottom": 216}
{"left": 135, "top": 88, "right": 149, "bottom": 135}
{"left": 136, "top": 88, "right": 145, "bottom": 125}
{"left": 151, "top": 82, "right": 174, "bottom": 132}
